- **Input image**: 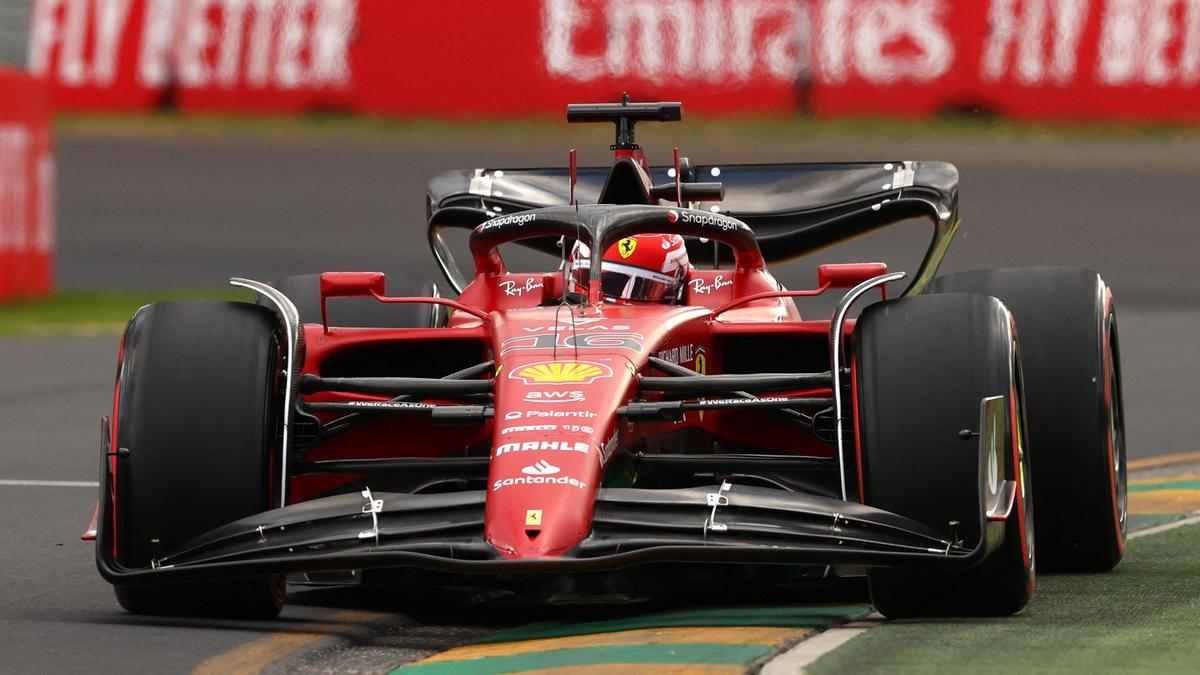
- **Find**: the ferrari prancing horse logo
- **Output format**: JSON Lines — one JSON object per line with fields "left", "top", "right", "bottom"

{"left": 526, "top": 509, "right": 543, "bottom": 526}
{"left": 618, "top": 238, "right": 637, "bottom": 258}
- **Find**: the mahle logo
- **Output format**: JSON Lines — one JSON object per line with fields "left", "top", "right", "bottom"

{"left": 511, "top": 361, "right": 613, "bottom": 385}
{"left": 493, "top": 439, "right": 590, "bottom": 457}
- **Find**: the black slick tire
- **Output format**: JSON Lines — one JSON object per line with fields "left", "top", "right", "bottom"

{"left": 111, "top": 301, "right": 285, "bottom": 618}
{"left": 930, "top": 267, "right": 1126, "bottom": 572}
{"left": 853, "top": 293, "right": 1035, "bottom": 617}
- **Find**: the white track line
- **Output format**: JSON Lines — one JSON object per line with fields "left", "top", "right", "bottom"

{"left": 1128, "top": 510, "right": 1200, "bottom": 539}
{"left": 760, "top": 614, "right": 882, "bottom": 675}
{"left": 0, "top": 479, "right": 98, "bottom": 487}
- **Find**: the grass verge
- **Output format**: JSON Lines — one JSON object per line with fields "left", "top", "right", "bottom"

{"left": 810, "top": 522, "right": 1200, "bottom": 674}
{"left": 0, "top": 290, "right": 250, "bottom": 336}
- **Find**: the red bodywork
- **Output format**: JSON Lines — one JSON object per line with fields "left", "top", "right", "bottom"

{"left": 290, "top": 253, "right": 886, "bottom": 561}
{"left": 87, "top": 119, "right": 902, "bottom": 571}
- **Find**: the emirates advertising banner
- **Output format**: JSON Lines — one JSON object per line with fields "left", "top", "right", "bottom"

{"left": 0, "top": 69, "right": 54, "bottom": 301}
{"left": 24, "top": 0, "right": 1200, "bottom": 120}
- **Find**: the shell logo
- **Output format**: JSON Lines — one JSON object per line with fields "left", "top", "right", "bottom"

{"left": 510, "top": 361, "right": 613, "bottom": 385}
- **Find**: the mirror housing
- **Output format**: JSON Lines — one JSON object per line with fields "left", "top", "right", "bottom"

{"left": 319, "top": 272, "right": 386, "bottom": 332}
{"left": 320, "top": 272, "right": 386, "bottom": 298}
{"left": 818, "top": 263, "right": 889, "bottom": 290}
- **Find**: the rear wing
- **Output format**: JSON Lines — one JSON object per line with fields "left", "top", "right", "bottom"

{"left": 426, "top": 161, "right": 959, "bottom": 295}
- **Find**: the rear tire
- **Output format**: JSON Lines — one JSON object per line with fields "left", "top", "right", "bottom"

{"left": 854, "top": 293, "right": 1034, "bottom": 617}
{"left": 111, "top": 301, "right": 285, "bottom": 618}
{"left": 265, "top": 273, "right": 445, "bottom": 328}
{"left": 930, "top": 268, "right": 1126, "bottom": 572}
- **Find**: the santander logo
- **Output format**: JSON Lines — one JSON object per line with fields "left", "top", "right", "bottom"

{"left": 521, "top": 460, "right": 561, "bottom": 476}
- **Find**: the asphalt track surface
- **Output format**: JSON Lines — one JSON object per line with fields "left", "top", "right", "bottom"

{"left": 1, "top": 128, "right": 1198, "bottom": 672}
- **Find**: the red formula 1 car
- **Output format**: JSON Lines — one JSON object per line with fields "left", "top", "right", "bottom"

{"left": 88, "top": 99, "right": 1127, "bottom": 619}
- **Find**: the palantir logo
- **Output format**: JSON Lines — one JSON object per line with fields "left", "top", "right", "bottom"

{"left": 522, "top": 460, "right": 561, "bottom": 476}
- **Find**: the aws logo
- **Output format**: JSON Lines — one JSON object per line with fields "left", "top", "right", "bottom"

{"left": 510, "top": 361, "right": 613, "bottom": 385}
{"left": 523, "top": 390, "right": 586, "bottom": 404}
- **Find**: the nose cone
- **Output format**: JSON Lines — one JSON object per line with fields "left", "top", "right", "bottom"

{"left": 485, "top": 356, "right": 631, "bottom": 558}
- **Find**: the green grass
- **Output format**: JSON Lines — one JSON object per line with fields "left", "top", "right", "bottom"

{"left": 0, "top": 289, "right": 250, "bottom": 336}
{"left": 810, "top": 523, "right": 1200, "bottom": 674}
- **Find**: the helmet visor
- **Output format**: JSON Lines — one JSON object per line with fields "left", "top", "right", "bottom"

{"left": 571, "top": 260, "right": 681, "bottom": 303}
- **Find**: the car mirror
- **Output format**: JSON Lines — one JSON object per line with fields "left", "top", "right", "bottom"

{"left": 320, "top": 272, "right": 387, "bottom": 298}
{"left": 818, "top": 263, "right": 889, "bottom": 289}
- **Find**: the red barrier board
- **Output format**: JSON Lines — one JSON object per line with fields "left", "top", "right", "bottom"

{"left": 0, "top": 68, "right": 55, "bottom": 302}
{"left": 24, "top": 0, "right": 1200, "bottom": 121}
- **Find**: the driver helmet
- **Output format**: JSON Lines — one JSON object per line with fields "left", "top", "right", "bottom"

{"left": 568, "top": 234, "right": 690, "bottom": 304}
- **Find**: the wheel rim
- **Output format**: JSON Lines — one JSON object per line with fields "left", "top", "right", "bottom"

{"left": 1013, "top": 337, "right": 1035, "bottom": 572}
{"left": 1109, "top": 312, "right": 1128, "bottom": 537}
{"left": 1021, "top": 429, "right": 1034, "bottom": 572}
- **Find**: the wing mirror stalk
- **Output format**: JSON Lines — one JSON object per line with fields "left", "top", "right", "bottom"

{"left": 318, "top": 272, "right": 490, "bottom": 333}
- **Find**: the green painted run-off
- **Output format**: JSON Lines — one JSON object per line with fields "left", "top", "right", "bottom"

{"left": 472, "top": 604, "right": 867, "bottom": 645}
{"left": 393, "top": 643, "right": 773, "bottom": 674}
{"left": 1129, "top": 479, "right": 1200, "bottom": 492}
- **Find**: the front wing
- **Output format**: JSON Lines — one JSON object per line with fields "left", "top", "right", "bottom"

{"left": 96, "top": 479, "right": 1005, "bottom": 585}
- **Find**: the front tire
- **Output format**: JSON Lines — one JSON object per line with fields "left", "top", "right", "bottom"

{"left": 854, "top": 293, "right": 1034, "bottom": 617}
{"left": 930, "top": 267, "right": 1126, "bottom": 572}
{"left": 110, "top": 301, "right": 285, "bottom": 618}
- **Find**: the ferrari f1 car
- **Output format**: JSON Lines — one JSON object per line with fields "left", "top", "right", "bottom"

{"left": 88, "top": 99, "right": 1127, "bottom": 619}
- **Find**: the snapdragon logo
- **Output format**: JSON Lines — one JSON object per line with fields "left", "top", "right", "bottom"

{"left": 679, "top": 210, "right": 740, "bottom": 230}
{"left": 482, "top": 213, "right": 538, "bottom": 230}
